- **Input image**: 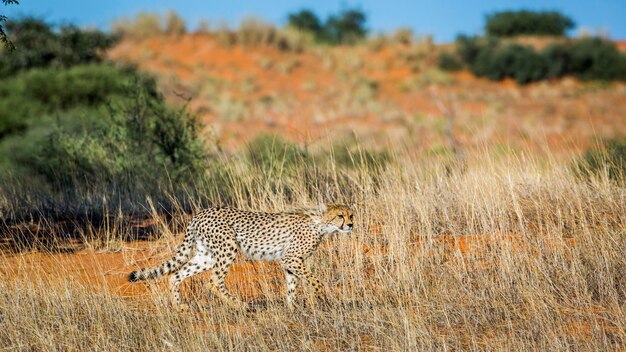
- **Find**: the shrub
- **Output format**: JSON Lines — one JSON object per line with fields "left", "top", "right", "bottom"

{"left": 287, "top": 9, "right": 322, "bottom": 34}
{"left": 485, "top": 10, "right": 575, "bottom": 37}
{"left": 0, "top": 65, "right": 208, "bottom": 218}
{"left": 541, "top": 43, "right": 572, "bottom": 78}
{"left": 244, "top": 134, "right": 314, "bottom": 201}
{"left": 444, "top": 35, "right": 626, "bottom": 83}
{"left": 441, "top": 12, "right": 626, "bottom": 83}
{"left": 455, "top": 35, "right": 500, "bottom": 66}
{"left": 320, "top": 9, "right": 368, "bottom": 45}
{"left": 470, "top": 44, "right": 549, "bottom": 84}
{"left": 286, "top": 8, "right": 368, "bottom": 45}
{"left": 246, "top": 134, "right": 311, "bottom": 176}
{"left": 577, "top": 138, "right": 626, "bottom": 182}
{"left": 331, "top": 141, "right": 391, "bottom": 171}
{"left": 568, "top": 37, "right": 626, "bottom": 81}
{"left": 540, "top": 39, "right": 626, "bottom": 81}
{"left": 502, "top": 44, "right": 548, "bottom": 84}
{"left": 0, "top": 64, "right": 135, "bottom": 138}
{"left": 274, "top": 26, "right": 315, "bottom": 52}
{"left": 30, "top": 86, "right": 205, "bottom": 194}
{"left": 438, "top": 52, "right": 463, "bottom": 71}
{"left": 0, "top": 18, "right": 115, "bottom": 77}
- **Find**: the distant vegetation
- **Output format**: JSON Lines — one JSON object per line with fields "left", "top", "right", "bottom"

{"left": 112, "top": 8, "right": 369, "bottom": 47}
{"left": 439, "top": 10, "right": 626, "bottom": 84}
{"left": 287, "top": 8, "right": 368, "bottom": 45}
{"left": 0, "top": 17, "right": 115, "bottom": 77}
{"left": 111, "top": 8, "right": 626, "bottom": 83}
{"left": 114, "top": 12, "right": 313, "bottom": 52}
{"left": 442, "top": 36, "right": 626, "bottom": 84}
{"left": 485, "top": 10, "right": 575, "bottom": 37}
{"left": 2, "top": 67, "right": 207, "bottom": 199}
{"left": 0, "top": 18, "right": 208, "bottom": 223}
{"left": 112, "top": 10, "right": 186, "bottom": 39}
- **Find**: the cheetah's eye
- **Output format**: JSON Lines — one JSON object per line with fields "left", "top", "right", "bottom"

{"left": 338, "top": 214, "right": 344, "bottom": 219}
{"left": 349, "top": 215, "right": 354, "bottom": 220}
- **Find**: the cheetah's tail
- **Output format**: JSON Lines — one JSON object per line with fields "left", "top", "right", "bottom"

{"left": 128, "top": 220, "right": 197, "bottom": 282}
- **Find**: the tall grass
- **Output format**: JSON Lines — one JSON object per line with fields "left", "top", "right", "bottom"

{"left": 0, "top": 148, "right": 624, "bottom": 350}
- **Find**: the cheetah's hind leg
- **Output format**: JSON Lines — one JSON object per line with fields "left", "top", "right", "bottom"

{"left": 205, "top": 245, "right": 249, "bottom": 310}
{"left": 168, "top": 246, "right": 215, "bottom": 310}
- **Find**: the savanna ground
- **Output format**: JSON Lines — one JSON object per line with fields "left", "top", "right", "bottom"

{"left": 1, "top": 30, "right": 626, "bottom": 351}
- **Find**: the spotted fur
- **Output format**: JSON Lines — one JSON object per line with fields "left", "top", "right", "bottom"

{"left": 128, "top": 203, "right": 354, "bottom": 309}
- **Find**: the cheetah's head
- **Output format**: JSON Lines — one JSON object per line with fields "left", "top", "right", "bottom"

{"left": 321, "top": 204, "right": 354, "bottom": 235}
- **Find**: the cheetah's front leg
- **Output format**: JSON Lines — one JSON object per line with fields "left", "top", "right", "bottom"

{"left": 283, "top": 270, "right": 299, "bottom": 308}
{"left": 281, "top": 257, "right": 327, "bottom": 307}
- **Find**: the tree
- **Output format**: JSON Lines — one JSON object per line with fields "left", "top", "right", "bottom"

{"left": 285, "top": 8, "right": 368, "bottom": 45}
{"left": 321, "top": 9, "right": 367, "bottom": 44}
{"left": 287, "top": 9, "right": 322, "bottom": 34}
{"left": 0, "top": 0, "right": 18, "bottom": 50}
{"left": 0, "top": 18, "right": 115, "bottom": 77}
{"left": 485, "top": 10, "right": 574, "bottom": 37}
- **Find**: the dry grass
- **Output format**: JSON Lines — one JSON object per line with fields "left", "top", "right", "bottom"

{"left": 1, "top": 149, "right": 625, "bottom": 351}
{"left": 112, "top": 11, "right": 186, "bottom": 39}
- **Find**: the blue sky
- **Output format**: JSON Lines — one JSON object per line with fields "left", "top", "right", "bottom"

{"left": 4, "top": 0, "right": 626, "bottom": 43}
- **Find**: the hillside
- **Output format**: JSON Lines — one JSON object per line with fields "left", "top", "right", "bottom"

{"left": 108, "top": 34, "right": 626, "bottom": 153}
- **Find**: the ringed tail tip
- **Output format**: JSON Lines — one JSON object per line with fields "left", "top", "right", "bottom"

{"left": 128, "top": 271, "right": 141, "bottom": 282}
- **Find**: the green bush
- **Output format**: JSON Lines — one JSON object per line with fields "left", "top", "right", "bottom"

{"left": 507, "top": 46, "right": 549, "bottom": 83}
{"left": 286, "top": 8, "right": 367, "bottom": 45}
{"left": 0, "top": 18, "right": 115, "bottom": 77}
{"left": 485, "top": 10, "right": 574, "bottom": 37}
{"left": 287, "top": 9, "right": 322, "bottom": 34}
{"left": 499, "top": 44, "right": 547, "bottom": 83}
{"left": 470, "top": 43, "right": 548, "bottom": 83}
{"left": 246, "top": 134, "right": 311, "bottom": 176}
{"left": 577, "top": 138, "right": 626, "bottom": 182}
{"left": 442, "top": 35, "right": 626, "bottom": 84}
{"left": 541, "top": 43, "right": 572, "bottom": 78}
{"left": 29, "top": 90, "right": 205, "bottom": 194}
{"left": 0, "top": 64, "right": 137, "bottom": 138}
{"left": 455, "top": 35, "right": 486, "bottom": 64}
{"left": 450, "top": 35, "right": 500, "bottom": 69}
{"left": 321, "top": 9, "right": 368, "bottom": 45}
{"left": 331, "top": 141, "right": 391, "bottom": 171}
{"left": 440, "top": 11, "right": 626, "bottom": 83}
{"left": 0, "top": 65, "right": 208, "bottom": 218}
{"left": 540, "top": 39, "right": 626, "bottom": 81}
{"left": 568, "top": 38, "right": 626, "bottom": 81}
{"left": 244, "top": 134, "right": 313, "bottom": 201}
{"left": 0, "top": 19, "right": 210, "bottom": 228}
{"left": 438, "top": 52, "right": 463, "bottom": 71}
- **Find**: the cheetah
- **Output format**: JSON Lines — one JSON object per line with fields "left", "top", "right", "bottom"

{"left": 128, "top": 204, "right": 354, "bottom": 310}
